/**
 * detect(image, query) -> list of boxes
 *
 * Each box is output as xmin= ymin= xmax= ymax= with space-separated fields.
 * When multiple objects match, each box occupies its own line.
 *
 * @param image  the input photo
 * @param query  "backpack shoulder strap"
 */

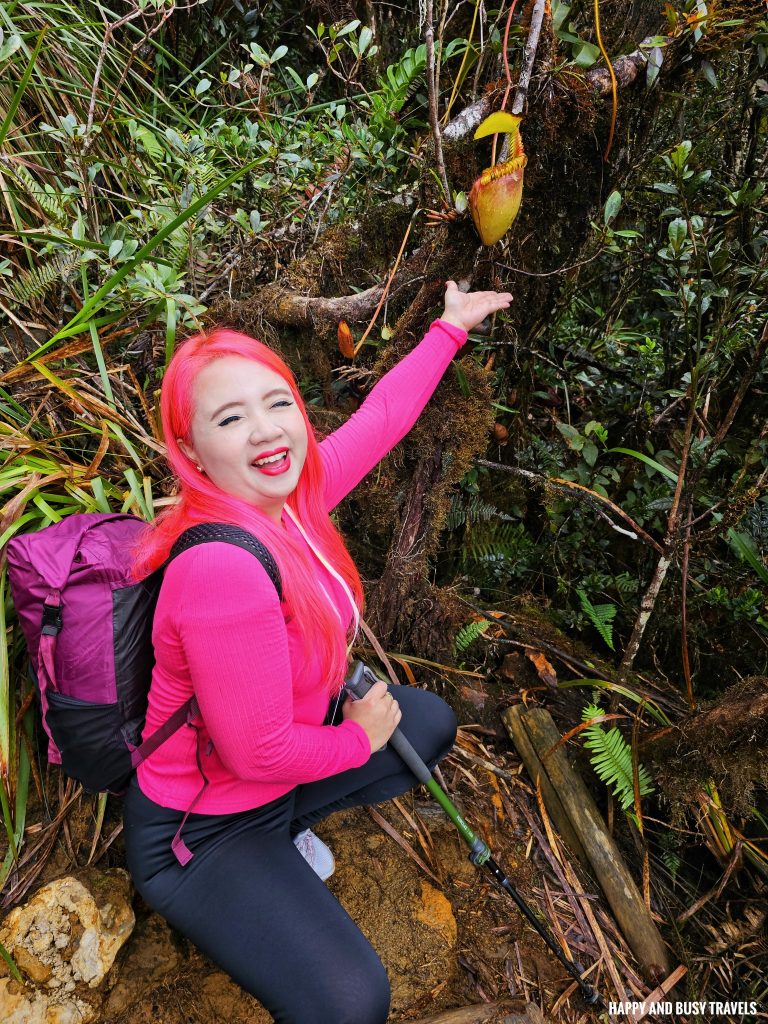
xmin=167 ymin=523 xmax=283 ymax=602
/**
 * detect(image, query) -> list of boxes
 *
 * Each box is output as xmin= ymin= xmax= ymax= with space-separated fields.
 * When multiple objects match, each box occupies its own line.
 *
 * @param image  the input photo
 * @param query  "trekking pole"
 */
xmin=344 ymin=661 xmax=603 ymax=1008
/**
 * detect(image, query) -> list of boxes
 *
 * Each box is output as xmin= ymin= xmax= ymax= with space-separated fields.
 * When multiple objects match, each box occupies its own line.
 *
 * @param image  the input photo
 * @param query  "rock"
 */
xmin=0 ymin=869 xmax=134 ymax=1024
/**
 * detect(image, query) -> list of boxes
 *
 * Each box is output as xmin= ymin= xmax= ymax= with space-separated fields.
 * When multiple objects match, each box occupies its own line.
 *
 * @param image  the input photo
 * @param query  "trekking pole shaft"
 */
xmin=343 ymin=662 xmax=603 ymax=1007
xmin=345 ymin=664 xmax=491 ymax=860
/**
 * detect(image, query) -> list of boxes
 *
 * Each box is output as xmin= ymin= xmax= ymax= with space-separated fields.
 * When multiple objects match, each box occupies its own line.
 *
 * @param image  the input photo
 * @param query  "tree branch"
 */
xmin=424 ymin=0 xmax=451 ymax=198
xmin=444 ymin=34 xmax=673 ymax=142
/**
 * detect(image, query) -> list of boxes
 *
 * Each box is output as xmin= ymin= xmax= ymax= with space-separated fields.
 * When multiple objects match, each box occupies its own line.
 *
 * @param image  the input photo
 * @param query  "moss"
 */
xmin=650 ymin=677 xmax=768 ymax=819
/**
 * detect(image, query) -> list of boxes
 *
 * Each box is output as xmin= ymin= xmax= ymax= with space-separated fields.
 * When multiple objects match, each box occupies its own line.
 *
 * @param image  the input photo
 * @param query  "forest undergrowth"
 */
xmin=0 ymin=0 xmax=766 ymax=1019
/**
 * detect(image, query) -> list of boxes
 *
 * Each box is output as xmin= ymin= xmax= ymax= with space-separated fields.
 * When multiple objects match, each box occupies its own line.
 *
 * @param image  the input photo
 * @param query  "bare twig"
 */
xmin=620 ymin=400 xmax=696 ymax=674
xmin=701 ymin=320 xmax=768 ymax=464
xmin=512 ymin=0 xmax=547 ymax=116
xmin=474 ymin=457 xmax=663 ymax=553
xmin=444 ymin=33 xmax=672 ymax=143
xmin=424 ymin=1 xmax=451 ymax=198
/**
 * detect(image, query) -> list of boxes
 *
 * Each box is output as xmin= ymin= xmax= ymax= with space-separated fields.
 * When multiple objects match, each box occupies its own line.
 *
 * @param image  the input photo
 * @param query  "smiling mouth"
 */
xmin=253 ymin=451 xmax=288 ymax=468
xmin=251 ymin=450 xmax=291 ymax=476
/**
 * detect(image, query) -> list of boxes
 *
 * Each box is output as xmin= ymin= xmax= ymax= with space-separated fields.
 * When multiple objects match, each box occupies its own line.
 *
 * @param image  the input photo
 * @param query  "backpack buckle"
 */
xmin=42 ymin=602 xmax=63 ymax=636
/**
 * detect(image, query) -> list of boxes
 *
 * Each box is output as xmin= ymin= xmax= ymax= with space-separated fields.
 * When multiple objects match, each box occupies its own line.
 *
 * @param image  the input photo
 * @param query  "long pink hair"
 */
xmin=132 ymin=328 xmax=364 ymax=693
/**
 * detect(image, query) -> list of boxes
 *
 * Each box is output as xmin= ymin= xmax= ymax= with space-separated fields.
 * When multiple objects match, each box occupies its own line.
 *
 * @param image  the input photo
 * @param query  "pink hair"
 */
xmin=132 ymin=328 xmax=364 ymax=693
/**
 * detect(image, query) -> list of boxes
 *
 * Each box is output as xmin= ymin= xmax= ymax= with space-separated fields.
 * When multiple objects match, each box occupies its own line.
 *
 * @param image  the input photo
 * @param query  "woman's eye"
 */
xmin=272 ymin=400 xmax=293 ymax=409
xmin=218 ymin=414 xmax=241 ymax=426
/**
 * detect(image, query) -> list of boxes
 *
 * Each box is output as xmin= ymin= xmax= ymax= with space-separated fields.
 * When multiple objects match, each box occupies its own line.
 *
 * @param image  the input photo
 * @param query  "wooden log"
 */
xmin=502 ymin=706 xmax=589 ymax=868
xmin=405 ymin=1001 xmax=514 ymax=1024
xmin=503 ymin=706 xmax=670 ymax=982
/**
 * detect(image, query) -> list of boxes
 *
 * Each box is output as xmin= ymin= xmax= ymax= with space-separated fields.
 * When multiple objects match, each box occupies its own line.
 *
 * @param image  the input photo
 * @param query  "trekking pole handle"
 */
xmin=344 ymin=662 xmax=432 ymax=784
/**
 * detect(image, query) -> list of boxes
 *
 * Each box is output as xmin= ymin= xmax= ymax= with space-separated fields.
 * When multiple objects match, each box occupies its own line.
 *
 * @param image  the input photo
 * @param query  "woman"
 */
xmin=124 ymin=280 xmax=512 ymax=1023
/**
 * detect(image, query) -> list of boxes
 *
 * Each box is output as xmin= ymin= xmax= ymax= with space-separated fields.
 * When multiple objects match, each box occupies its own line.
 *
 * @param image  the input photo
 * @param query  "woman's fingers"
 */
xmin=342 ymin=681 xmax=402 ymax=750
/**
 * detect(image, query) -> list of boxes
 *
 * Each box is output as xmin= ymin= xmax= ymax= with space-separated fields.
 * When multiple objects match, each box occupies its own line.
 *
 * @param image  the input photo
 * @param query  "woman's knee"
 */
xmin=397 ymin=687 xmax=458 ymax=763
xmin=310 ymin=952 xmax=390 ymax=1024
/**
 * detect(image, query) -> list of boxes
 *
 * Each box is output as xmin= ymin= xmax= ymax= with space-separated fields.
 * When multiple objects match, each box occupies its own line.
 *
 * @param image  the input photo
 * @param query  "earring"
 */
xmin=196 ymin=464 xmax=205 ymax=474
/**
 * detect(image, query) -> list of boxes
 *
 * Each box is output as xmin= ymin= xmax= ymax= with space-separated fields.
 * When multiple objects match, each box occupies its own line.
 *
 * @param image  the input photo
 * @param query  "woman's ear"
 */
xmin=177 ymin=438 xmax=197 ymax=464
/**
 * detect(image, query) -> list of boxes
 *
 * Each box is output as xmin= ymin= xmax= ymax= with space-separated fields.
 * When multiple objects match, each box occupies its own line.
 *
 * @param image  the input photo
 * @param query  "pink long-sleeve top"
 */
xmin=137 ymin=319 xmax=468 ymax=813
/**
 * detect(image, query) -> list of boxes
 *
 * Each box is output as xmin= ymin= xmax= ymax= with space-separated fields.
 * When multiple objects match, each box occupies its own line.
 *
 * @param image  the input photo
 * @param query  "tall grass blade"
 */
xmin=0 ymin=569 xmax=10 ymax=778
xmin=726 ymin=528 xmax=768 ymax=584
xmin=0 ymin=29 xmax=47 ymax=148
xmin=609 ymin=447 xmax=678 ymax=483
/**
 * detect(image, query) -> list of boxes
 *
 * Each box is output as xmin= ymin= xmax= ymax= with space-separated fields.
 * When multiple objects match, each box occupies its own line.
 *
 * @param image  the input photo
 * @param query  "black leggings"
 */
xmin=123 ymin=685 xmax=457 ymax=1024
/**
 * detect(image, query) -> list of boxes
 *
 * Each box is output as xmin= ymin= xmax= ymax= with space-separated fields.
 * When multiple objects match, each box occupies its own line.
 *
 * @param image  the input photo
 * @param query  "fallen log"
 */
xmin=502 ymin=705 xmax=589 ymax=868
xmin=502 ymin=706 xmax=670 ymax=983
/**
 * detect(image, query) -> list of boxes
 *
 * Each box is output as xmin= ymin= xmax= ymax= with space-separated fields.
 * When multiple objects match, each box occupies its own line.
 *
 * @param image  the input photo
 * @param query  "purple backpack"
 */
xmin=6 ymin=513 xmax=281 ymax=794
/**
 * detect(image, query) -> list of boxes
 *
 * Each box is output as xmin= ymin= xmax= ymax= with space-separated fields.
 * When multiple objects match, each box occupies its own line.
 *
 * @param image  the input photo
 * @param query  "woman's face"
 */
xmin=178 ymin=355 xmax=308 ymax=523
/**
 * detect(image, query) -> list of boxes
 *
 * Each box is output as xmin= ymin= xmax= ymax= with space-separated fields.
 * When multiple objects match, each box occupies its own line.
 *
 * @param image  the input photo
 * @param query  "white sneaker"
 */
xmin=292 ymin=829 xmax=335 ymax=881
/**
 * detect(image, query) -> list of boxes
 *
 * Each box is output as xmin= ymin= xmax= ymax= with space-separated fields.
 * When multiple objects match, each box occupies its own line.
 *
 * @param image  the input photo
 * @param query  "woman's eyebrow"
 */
xmin=209 ymin=389 xmax=291 ymax=421
xmin=210 ymin=400 xmax=244 ymax=421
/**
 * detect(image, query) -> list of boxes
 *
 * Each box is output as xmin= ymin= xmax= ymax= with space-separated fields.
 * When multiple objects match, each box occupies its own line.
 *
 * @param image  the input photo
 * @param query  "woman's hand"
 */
xmin=439 ymin=280 xmax=512 ymax=334
xmin=342 ymin=680 xmax=402 ymax=753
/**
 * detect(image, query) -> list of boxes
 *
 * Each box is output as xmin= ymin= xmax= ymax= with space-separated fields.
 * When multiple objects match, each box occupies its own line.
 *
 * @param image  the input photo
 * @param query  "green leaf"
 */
xmin=0 ymin=940 xmax=22 ymax=985
xmin=582 ymin=442 xmax=599 ymax=467
xmin=336 ymin=20 xmax=361 ymax=38
xmin=557 ymin=422 xmax=584 ymax=451
xmin=248 ymin=42 xmax=270 ymax=66
xmin=581 ymin=704 xmax=654 ymax=812
xmin=609 ymin=447 xmax=678 ymax=482
xmin=552 ymin=0 xmax=571 ymax=33
xmin=0 ymin=32 xmax=22 ymax=63
xmin=195 ymin=78 xmax=211 ymax=96
xmin=668 ymin=217 xmax=688 ymax=250
xmin=646 ymin=45 xmax=664 ymax=88
xmin=701 ymin=60 xmax=717 ymax=87
xmin=271 ymin=45 xmax=288 ymax=62
xmin=670 ymin=140 xmax=692 ymax=171
xmin=727 ymin=529 xmax=768 ymax=584
xmin=358 ymin=26 xmax=373 ymax=55
xmin=604 ymin=190 xmax=622 ymax=225
xmin=285 ymin=65 xmax=305 ymax=89
xmin=573 ymin=41 xmax=601 ymax=67
xmin=0 ymin=29 xmax=47 ymax=149
xmin=453 ymin=361 xmax=470 ymax=398
xmin=454 ymin=619 xmax=491 ymax=654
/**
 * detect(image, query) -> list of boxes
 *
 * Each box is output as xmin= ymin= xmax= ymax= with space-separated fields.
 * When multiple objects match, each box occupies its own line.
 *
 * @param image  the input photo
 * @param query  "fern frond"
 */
xmin=8 ymin=163 xmax=69 ymax=225
xmin=462 ymin=521 xmax=530 ymax=566
xmin=581 ymin=703 xmax=654 ymax=812
xmin=10 ymin=250 xmax=79 ymax=304
xmin=446 ymin=494 xmax=514 ymax=531
xmin=613 ymin=571 xmax=637 ymax=596
xmin=576 ymin=587 xmax=616 ymax=650
xmin=381 ymin=44 xmax=427 ymax=113
xmin=454 ymin=618 xmax=491 ymax=654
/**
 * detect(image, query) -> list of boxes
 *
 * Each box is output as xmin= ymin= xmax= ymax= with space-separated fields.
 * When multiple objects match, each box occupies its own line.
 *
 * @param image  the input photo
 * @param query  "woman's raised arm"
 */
xmin=319 ymin=282 xmax=511 ymax=510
